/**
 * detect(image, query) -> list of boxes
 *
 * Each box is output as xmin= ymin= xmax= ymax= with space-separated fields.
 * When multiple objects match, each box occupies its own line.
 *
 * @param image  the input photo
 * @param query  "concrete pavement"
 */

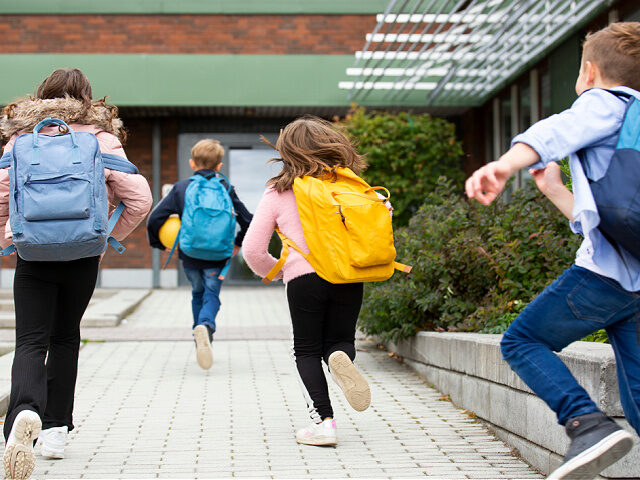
xmin=1 ymin=287 xmax=543 ymax=479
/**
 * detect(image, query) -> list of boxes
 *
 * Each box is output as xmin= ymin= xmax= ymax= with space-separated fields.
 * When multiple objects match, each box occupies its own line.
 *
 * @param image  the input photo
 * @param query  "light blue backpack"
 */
xmin=173 ymin=173 xmax=237 ymax=262
xmin=0 ymin=118 xmax=139 ymax=261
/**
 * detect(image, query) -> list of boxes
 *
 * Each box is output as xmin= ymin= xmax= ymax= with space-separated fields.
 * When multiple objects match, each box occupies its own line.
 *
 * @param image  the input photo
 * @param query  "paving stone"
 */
xmin=0 ymin=288 xmax=543 ymax=479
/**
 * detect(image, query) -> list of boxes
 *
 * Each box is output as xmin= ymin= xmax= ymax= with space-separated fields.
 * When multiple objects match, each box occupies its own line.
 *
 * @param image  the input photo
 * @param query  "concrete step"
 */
xmin=0 ymin=289 xmax=151 ymax=328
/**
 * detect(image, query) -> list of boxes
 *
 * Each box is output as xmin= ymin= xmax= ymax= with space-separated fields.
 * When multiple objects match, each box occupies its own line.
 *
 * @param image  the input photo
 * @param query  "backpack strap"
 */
xmin=0 ymin=151 xmax=11 ymax=169
xmin=218 ymin=259 xmax=232 ymax=280
xmin=163 ymin=229 xmax=180 ymax=269
xmin=102 ymin=154 xmax=140 ymax=174
xmin=603 ymin=89 xmax=632 ymax=101
xmin=106 ymin=202 xmax=126 ymax=254
xmin=262 ymin=228 xmax=308 ymax=284
xmin=393 ymin=261 xmax=412 ymax=273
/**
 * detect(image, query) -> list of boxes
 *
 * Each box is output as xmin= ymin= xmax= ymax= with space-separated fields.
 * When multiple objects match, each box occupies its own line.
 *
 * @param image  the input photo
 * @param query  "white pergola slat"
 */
xmin=340 ymin=0 xmax=612 ymax=106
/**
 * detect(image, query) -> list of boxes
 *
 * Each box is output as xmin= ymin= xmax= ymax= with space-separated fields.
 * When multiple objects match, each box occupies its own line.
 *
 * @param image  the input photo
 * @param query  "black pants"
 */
xmin=3 ymin=255 xmax=99 ymax=440
xmin=287 ymin=273 xmax=363 ymax=422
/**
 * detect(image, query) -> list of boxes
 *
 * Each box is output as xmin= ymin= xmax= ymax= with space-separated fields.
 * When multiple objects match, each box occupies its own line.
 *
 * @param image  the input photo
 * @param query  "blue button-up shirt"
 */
xmin=512 ymin=87 xmax=640 ymax=292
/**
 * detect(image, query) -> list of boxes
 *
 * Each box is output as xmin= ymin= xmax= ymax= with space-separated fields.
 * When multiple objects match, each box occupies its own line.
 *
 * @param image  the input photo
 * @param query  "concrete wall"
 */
xmin=385 ymin=332 xmax=640 ymax=478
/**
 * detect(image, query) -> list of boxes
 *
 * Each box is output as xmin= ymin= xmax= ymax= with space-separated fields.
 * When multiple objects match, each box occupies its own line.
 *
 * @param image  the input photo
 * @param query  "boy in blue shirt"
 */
xmin=466 ymin=22 xmax=640 ymax=480
xmin=147 ymin=139 xmax=252 ymax=370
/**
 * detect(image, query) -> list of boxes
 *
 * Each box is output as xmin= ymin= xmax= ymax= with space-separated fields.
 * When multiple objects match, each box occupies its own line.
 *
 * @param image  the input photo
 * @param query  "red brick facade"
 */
xmin=0 ymin=14 xmax=376 ymax=54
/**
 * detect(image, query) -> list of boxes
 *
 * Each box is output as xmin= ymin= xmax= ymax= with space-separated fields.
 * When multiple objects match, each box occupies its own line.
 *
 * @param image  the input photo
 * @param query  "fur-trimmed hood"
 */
xmin=0 ymin=96 xmax=125 ymax=142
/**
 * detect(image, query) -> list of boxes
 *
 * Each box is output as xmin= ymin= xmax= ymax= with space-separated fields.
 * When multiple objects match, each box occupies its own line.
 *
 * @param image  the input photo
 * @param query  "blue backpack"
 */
xmin=174 ymin=173 xmax=236 ymax=261
xmin=0 ymin=117 xmax=139 ymax=261
xmin=586 ymin=90 xmax=640 ymax=259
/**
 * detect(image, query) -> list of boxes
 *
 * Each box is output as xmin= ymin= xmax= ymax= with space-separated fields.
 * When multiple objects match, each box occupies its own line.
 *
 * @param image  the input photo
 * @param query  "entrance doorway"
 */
xmin=176 ymin=133 xmax=280 ymax=285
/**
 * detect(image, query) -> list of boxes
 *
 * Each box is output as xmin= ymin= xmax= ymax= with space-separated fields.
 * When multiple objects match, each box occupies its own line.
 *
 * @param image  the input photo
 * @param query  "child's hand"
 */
xmin=529 ymin=162 xmax=563 ymax=196
xmin=465 ymin=159 xmax=513 ymax=205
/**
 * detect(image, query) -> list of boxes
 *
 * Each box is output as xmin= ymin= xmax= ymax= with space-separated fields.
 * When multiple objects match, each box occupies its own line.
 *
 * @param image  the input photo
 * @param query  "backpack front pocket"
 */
xmin=342 ymin=201 xmax=396 ymax=267
xmin=23 ymin=173 xmax=91 ymax=221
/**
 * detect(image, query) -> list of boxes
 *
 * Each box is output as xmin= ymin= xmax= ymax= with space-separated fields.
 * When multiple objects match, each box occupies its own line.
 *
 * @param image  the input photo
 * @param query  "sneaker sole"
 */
xmin=548 ymin=430 xmax=634 ymax=480
xmin=296 ymin=435 xmax=337 ymax=446
xmin=4 ymin=413 xmax=41 ymax=480
xmin=193 ymin=325 xmax=213 ymax=370
xmin=329 ymin=351 xmax=371 ymax=412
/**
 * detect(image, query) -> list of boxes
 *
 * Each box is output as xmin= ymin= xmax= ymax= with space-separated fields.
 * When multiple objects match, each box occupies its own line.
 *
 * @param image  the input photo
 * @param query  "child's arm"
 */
xmin=529 ymin=162 xmax=574 ymax=220
xmin=107 ymin=170 xmax=153 ymax=240
xmin=465 ymin=143 xmax=540 ymax=205
xmin=242 ymin=190 xmax=282 ymax=280
xmin=227 ymin=186 xmax=253 ymax=253
xmin=466 ymin=89 xmax=624 ymax=206
xmin=146 ymin=188 xmax=181 ymax=250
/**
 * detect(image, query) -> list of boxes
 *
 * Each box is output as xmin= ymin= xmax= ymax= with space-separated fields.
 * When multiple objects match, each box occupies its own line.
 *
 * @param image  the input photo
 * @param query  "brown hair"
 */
xmin=582 ymin=22 xmax=640 ymax=90
xmin=265 ymin=116 xmax=366 ymax=193
xmin=191 ymin=139 xmax=225 ymax=170
xmin=36 ymin=68 xmax=93 ymax=106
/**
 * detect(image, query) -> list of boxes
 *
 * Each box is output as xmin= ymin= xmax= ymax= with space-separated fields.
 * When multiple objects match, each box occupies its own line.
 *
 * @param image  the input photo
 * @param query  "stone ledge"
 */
xmin=386 ymin=332 xmax=639 ymax=478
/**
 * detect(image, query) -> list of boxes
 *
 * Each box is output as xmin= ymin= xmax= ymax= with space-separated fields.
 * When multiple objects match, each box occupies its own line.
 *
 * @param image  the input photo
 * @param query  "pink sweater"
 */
xmin=243 ymin=187 xmax=315 ymax=284
xmin=0 ymin=124 xmax=152 ymax=249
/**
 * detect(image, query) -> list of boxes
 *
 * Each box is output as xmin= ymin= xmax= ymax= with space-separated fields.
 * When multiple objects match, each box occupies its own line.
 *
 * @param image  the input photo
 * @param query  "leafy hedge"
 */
xmin=339 ymin=107 xmax=464 ymax=226
xmin=358 ymin=179 xmax=582 ymax=341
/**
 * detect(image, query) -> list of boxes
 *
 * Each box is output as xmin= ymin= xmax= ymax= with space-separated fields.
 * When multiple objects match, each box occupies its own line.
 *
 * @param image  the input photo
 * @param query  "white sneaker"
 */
xmin=328 ymin=351 xmax=371 ymax=411
xmin=193 ymin=325 xmax=213 ymax=370
xmin=3 ymin=410 xmax=41 ymax=480
xmin=37 ymin=426 xmax=67 ymax=459
xmin=296 ymin=418 xmax=337 ymax=446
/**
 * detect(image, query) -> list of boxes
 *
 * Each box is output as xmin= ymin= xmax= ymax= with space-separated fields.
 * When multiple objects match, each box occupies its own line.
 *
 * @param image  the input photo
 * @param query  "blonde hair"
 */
xmin=583 ymin=22 xmax=640 ymax=90
xmin=191 ymin=139 xmax=224 ymax=170
xmin=264 ymin=116 xmax=366 ymax=193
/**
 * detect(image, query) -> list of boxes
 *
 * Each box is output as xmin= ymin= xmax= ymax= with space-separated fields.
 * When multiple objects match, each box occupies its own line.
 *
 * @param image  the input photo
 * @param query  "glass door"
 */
xmin=225 ymin=147 xmax=282 ymax=283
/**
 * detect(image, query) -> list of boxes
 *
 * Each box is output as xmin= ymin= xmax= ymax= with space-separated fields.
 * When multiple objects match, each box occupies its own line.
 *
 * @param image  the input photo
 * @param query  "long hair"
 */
xmin=36 ymin=68 xmax=93 ymax=107
xmin=265 ymin=116 xmax=366 ymax=193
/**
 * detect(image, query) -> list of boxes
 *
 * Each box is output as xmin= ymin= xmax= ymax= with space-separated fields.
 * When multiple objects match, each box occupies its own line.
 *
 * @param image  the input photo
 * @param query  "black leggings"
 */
xmin=3 ymin=255 xmax=99 ymax=440
xmin=287 ymin=273 xmax=363 ymax=422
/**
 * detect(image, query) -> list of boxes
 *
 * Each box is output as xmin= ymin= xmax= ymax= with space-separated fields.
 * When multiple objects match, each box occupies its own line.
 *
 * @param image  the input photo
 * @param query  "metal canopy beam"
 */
xmin=340 ymin=0 xmax=612 ymax=106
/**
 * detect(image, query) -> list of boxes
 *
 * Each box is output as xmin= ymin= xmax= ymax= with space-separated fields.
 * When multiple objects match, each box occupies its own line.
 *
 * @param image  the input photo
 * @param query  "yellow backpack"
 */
xmin=263 ymin=167 xmax=411 ymax=284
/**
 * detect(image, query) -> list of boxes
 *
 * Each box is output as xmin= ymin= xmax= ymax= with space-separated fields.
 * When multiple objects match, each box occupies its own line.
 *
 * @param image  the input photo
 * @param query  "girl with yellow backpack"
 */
xmin=243 ymin=116 xmax=408 ymax=447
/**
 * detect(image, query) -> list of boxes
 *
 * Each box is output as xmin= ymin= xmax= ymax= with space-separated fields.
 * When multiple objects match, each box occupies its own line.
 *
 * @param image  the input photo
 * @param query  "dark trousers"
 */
xmin=3 ymin=255 xmax=99 ymax=440
xmin=287 ymin=273 xmax=363 ymax=422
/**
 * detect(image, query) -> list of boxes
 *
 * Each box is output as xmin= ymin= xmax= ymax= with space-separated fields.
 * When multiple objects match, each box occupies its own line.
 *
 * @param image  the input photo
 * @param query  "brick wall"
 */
xmin=0 ymin=14 xmax=376 ymax=54
xmin=101 ymin=117 xmax=179 ymax=269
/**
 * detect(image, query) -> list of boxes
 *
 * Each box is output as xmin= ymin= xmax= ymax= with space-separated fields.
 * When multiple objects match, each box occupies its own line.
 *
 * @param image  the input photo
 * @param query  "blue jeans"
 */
xmin=183 ymin=267 xmax=222 ymax=334
xmin=501 ymin=265 xmax=640 ymax=433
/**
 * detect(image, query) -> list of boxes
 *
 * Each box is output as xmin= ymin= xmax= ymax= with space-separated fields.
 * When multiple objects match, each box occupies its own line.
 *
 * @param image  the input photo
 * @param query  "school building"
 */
xmin=0 ymin=0 xmax=638 ymax=288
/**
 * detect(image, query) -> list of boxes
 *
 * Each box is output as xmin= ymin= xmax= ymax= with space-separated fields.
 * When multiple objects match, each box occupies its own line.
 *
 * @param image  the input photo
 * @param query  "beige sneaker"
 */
xmin=328 ymin=351 xmax=371 ymax=411
xmin=193 ymin=325 xmax=213 ymax=370
xmin=3 ymin=410 xmax=41 ymax=480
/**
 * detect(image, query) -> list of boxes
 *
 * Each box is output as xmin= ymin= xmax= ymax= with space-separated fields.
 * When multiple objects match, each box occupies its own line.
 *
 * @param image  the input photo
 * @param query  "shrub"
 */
xmin=338 ymin=106 xmax=464 ymax=226
xmin=359 ymin=178 xmax=582 ymax=341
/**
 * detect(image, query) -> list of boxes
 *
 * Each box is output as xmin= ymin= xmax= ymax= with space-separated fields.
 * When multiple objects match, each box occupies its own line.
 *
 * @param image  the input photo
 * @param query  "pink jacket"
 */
xmin=242 ymin=187 xmax=315 ymax=284
xmin=0 ymin=124 xmax=152 ymax=249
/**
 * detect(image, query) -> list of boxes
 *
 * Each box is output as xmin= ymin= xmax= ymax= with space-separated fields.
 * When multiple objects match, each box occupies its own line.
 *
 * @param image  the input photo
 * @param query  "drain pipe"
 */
xmin=151 ymin=120 xmax=161 ymax=289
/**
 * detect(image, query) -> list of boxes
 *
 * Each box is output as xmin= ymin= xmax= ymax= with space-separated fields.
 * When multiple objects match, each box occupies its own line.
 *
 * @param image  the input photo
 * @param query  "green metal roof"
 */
xmin=0 ymin=54 xmax=436 ymax=109
xmin=0 ymin=0 xmax=391 ymax=15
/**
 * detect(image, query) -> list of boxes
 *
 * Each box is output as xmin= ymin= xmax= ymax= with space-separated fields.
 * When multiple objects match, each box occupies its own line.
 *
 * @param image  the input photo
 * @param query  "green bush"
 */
xmin=339 ymin=107 xmax=464 ymax=226
xmin=359 ymin=178 xmax=582 ymax=341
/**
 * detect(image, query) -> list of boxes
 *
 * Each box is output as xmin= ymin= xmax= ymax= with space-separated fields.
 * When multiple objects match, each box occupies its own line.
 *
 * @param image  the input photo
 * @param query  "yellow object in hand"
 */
xmin=158 ymin=216 xmax=181 ymax=249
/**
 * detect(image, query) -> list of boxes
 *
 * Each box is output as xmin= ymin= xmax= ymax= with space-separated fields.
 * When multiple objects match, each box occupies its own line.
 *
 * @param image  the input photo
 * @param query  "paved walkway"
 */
xmin=3 ymin=288 xmax=543 ymax=479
